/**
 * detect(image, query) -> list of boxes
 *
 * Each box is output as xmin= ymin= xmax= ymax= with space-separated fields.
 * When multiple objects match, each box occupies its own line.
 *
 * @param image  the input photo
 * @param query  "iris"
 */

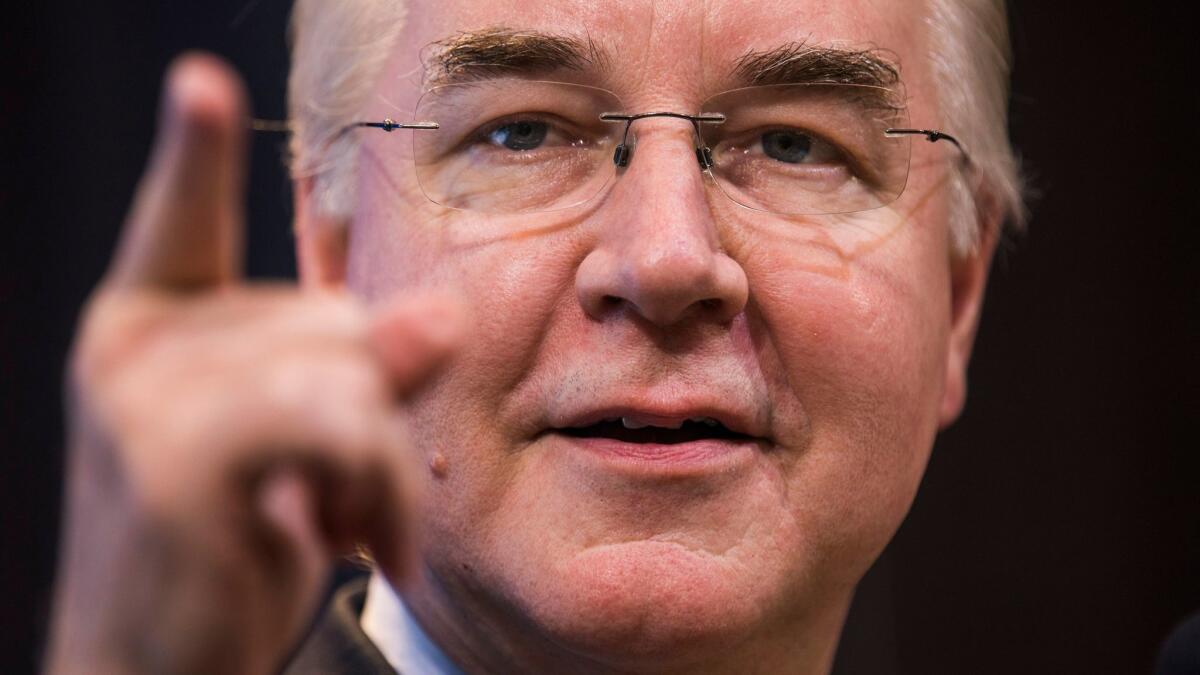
xmin=762 ymin=130 xmax=813 ymax=163
xmin=489 ymin=121 xmax=548 ymax=150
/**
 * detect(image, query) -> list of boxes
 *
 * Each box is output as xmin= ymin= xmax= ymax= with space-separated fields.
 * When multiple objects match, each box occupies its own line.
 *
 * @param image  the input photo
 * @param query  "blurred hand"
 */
xmin=44 ymin=54 xmax=457 ymax=675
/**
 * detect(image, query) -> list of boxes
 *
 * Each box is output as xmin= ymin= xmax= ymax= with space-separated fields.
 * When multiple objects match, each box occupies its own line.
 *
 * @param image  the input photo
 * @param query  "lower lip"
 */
xmin=550 ymin=433 xmax=760 ymax=476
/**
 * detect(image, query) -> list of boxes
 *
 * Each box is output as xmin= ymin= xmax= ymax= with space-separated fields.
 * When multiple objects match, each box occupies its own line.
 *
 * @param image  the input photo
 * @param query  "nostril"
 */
xmin=700 ymin=298 xmax=722 ymax=310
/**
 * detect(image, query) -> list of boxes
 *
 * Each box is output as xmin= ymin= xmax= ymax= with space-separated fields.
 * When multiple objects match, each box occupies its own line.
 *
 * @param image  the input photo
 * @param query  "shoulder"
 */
xmin=1157 ymin=610 xmax=1200 ymax=675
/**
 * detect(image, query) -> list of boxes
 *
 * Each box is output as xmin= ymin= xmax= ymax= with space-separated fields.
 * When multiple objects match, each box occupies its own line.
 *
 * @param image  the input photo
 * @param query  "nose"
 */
xmin=575 ymin=122 xmax=749 ymax=327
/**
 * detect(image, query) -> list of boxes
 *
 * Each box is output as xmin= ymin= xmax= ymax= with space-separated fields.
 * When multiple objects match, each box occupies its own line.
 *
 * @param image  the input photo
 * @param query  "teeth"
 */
xmin=690 ymin=416 xmax=720 ymax=427
xmin=621 ymin=416 xmax=684 ymax=430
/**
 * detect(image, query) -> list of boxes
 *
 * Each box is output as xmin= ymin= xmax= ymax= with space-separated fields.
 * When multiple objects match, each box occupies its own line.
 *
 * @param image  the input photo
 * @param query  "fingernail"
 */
xmin=162 ymin=54 xmax=239 ymax=140
xmin=165 ymin=57 xmax=203 ymax=130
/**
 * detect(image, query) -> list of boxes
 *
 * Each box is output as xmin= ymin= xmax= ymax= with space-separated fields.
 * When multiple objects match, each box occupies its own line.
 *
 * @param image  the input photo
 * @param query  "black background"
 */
xmin=1 ymin=2 xmax=1196 ymax=673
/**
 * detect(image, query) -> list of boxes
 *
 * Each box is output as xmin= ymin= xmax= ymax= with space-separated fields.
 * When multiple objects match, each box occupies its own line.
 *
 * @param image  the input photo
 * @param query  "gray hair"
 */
xmin=287 ymin=0 xmax=406 ymax=219
xmin=927 ymin=0 xmax=1026 ymax=252
xmin=287 ymin=0 xmax=1025 ymax=253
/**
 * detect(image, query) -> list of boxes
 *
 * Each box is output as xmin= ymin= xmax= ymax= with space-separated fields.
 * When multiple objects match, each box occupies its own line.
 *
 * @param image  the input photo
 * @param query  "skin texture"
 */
xmin=314 ymin=0 xmax=998 ymax=673
xmin=47 ymin=1 xmax=999 ymax=674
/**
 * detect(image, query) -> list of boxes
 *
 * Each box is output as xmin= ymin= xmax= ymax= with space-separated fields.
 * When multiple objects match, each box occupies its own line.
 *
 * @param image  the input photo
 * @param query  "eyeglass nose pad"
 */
xmin=613 ymin=144 xmax=632 ymax=167
xmin=695 ymin=146 xmax=714 ymax=170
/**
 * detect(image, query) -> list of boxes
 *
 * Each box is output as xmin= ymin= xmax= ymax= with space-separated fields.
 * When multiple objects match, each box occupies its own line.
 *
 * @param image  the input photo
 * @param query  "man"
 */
xmin=45 ymin=0 xmax=1023 ymax=672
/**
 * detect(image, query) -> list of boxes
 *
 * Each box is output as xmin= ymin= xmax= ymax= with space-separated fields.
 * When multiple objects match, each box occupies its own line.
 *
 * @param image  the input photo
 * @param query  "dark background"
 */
xmin=1 ymin=2 xmax=1196 ymax=673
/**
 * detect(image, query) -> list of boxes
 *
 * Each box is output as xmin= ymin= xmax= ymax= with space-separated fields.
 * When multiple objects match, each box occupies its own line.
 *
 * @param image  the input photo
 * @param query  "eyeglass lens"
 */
xmin=371 ymin=79 xmax=913 ymax=218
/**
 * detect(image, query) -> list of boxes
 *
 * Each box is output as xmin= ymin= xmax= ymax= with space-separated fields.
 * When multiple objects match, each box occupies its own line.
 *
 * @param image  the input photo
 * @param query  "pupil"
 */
xmin=491 ymin=121 xmax=548 ymax=151
xmin=762 ymin=131 xmax=812 ymax=163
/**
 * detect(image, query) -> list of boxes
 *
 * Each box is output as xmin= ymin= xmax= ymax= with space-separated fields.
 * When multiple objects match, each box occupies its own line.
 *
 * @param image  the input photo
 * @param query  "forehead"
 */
xmin=398 ymin=0 xmax=930 ymax=100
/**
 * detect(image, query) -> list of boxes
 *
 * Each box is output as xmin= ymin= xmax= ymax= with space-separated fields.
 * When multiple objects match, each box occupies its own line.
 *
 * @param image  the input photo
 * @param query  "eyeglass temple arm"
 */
xmin=885 ymin=128 xmax=972 ymax=166
xmin=249 ymin=119 xmax=441 ymax=133
xmin=354 ymin=119 xmax=440 ymax=131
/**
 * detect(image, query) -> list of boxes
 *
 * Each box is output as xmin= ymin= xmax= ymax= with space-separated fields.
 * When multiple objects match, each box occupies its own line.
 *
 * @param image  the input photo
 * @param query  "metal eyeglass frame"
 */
xmin=252 ymin=113 xmax=972 ymax=200
xmin=321 ymin=118 xmax=972 ymax=167
xmin=257 ymin=114 xmax=968 ymax=161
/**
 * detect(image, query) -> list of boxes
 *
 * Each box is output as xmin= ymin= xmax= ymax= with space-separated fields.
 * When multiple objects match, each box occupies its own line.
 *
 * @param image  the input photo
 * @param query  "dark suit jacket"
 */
xmin=288 ymin=577 xmax=1200 ymax=675
xmin=1156 ymin=611 xmax=1200 ymax=675
xmin=284 ymin=577 xmax=397 ymax=675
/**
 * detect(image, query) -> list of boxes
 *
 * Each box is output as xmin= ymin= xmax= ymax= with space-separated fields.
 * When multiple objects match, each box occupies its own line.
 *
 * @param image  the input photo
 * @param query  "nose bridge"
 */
xmin=625 ymin=112 xmax=701 ymax=138
xmin=574 ymin=112 xmax=749 ymax=327
xmin=616 ymin=116 xmax=712 ymax=249
xmin=614 ymin=112 xmax=705 ymax=169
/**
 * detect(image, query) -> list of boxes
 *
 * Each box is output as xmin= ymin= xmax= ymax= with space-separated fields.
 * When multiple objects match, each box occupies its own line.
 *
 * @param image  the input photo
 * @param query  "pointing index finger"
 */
xmin=107 ymin=53 xmax=248 ymax=292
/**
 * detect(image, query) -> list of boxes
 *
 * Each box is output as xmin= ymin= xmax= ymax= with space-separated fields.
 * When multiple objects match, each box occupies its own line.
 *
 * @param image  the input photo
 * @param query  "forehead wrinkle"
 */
xmin=605 ymin=2 xmax=708 ymax=112
xmin=421 ymin=26 xmax=612 ymax=87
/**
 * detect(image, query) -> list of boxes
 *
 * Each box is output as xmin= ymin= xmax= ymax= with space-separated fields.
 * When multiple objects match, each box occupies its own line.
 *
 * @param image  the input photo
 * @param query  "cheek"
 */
xmin=348 ymin=202 xmax=592 ymax=524
xmin=749 ymin=233 xmax=951 ymax=572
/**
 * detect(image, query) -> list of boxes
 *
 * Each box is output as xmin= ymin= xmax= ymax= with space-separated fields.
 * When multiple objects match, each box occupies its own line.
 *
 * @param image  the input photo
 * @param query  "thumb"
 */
xmin=107 ymin=53 xmax=247 ymax=292
xmin=370 ymin=294 xmax=465 ymax=395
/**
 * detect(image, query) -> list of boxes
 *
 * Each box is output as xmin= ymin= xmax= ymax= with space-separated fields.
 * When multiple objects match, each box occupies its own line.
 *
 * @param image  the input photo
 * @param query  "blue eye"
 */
xmin=761 ymin=130 xmax=813 ymax=164
xmin=488 ymin=121 xmax=549 ymax=150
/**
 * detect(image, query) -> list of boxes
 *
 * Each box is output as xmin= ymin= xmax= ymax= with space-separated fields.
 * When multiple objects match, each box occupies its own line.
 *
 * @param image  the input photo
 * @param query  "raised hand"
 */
xmin=45 ymin=54 xmax=457 ymax=675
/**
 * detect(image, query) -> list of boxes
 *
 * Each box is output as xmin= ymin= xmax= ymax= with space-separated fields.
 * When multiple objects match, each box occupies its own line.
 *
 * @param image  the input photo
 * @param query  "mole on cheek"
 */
xmin=429 ymin=451 xmax=449 ymax=478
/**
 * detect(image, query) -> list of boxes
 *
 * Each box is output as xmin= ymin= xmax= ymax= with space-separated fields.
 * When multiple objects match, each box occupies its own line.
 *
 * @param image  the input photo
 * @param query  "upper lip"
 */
xmin=549 ymin=403 xmax=767 ymax=439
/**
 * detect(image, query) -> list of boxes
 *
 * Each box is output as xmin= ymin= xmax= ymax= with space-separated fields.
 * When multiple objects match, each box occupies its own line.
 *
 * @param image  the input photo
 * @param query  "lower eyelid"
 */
xmin=470 ymin=144 xmax=590 ymax=166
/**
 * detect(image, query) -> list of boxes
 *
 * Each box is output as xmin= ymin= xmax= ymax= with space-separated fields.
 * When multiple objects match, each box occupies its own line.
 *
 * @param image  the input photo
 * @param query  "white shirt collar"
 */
xmin=360 ymin=571 xmax=466 ymax=675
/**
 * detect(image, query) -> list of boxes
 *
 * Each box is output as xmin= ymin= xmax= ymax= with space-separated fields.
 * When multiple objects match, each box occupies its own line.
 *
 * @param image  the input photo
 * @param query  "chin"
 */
xmin=506 ymin=538 xmax=782 ymax=667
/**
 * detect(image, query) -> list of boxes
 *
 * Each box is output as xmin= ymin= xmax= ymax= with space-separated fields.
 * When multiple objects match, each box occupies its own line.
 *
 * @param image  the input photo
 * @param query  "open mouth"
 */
xmin=559 ymin=417 xmax=754 ymax=445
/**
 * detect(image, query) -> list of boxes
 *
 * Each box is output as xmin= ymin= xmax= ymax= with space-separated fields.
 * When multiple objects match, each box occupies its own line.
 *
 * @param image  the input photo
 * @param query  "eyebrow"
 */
xmin=732 ymin=41 xmax=903 ymax=106
xmin=422 ymin=30 xmax=903 ymax=107
xmin=424 ymin=28 xmax=607 ymax=87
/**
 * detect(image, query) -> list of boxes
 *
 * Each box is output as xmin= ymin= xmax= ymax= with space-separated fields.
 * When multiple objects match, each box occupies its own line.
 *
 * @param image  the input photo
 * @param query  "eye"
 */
xmin=488 ymin=120 xmax=549 ymax=151
xmin=761 ymin=130 xmax=815 ymax=164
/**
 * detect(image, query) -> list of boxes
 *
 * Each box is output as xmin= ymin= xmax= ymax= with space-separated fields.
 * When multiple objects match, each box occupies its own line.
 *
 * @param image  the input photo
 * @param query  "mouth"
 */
xmin=545 ymin=409 xmax=766 ymax=471
xmin=558 ymin=416 xmax=754 ymax=445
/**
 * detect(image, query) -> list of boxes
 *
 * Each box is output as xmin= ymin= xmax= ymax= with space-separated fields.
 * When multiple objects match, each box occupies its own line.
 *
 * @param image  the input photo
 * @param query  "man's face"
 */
xmin=330 ymin=0 xmax=977 ymax=665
